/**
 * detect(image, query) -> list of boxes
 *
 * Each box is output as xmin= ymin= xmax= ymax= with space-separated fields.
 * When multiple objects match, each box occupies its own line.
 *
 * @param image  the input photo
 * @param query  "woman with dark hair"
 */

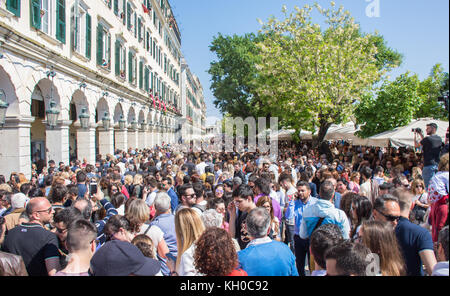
xmin=339 ymin=192 xmax=359 ymax=225
xmin=194 ymin=227 xmax=247 ymax=276
xmin=350 ymin=195 xmax=373 ymax=240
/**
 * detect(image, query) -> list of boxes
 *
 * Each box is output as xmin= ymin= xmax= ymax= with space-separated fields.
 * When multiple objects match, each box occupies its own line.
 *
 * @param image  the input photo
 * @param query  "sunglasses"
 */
xmin=378 ymin=211 xmax=401 ymax=222
xmin=184 ymin=193 xmax=196 ymax=199
xmin=35 ymin=206 xmax=53 ymax=214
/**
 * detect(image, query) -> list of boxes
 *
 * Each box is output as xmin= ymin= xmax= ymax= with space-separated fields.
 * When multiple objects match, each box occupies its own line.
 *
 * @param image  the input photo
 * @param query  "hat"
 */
xmin=233 ymin=177 xmax=242 ymax=185
xmin=11 ymin=193 xmax=29 ymax=209
xmin=90 ymin=240 xmax=161 ymax=276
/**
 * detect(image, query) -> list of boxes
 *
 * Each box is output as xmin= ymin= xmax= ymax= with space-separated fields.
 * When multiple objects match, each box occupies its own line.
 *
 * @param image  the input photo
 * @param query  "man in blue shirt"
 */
xmin=286 ymin=181 xmax=318 ymax=276
xmin=150 ymin=192 xmax=177 ymax=276
xmin=238 ymin=207 xmax=298 ymax=276
xmin=161 ymin=177 xmax=178 ymax=213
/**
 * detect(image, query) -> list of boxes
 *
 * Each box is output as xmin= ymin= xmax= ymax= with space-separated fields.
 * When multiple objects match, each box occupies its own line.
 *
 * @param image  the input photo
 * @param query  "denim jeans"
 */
xmin=294 ymin=235 xmax=310 ymax=276
xmin=423 ymin=164 xmax=438 ymax=190
xmin=284 ymin=223 xmax=295 ymax=254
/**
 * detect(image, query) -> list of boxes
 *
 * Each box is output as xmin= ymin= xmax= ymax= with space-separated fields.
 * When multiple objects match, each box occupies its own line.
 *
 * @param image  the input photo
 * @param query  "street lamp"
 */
xmin=131 ymin=118 xmax=138 ymax=131
xmin=0 ymin=89 xmax=9 ymax=128
xmin=46 ymin=100 xmax=59 ymax=129
xmin=140 ymin=120 xmax=147 ymax=131
xmin=102 ymin=111 xmax=111 ymax=130
xmin=78 ymin=107 xmax=90 ymax=129
xmin=118 ymin=115 xmax=126 ymax=130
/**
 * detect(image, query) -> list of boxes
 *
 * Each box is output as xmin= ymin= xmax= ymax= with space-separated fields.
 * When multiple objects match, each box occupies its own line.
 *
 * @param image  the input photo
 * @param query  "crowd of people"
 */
xmin=0 ymin=123 xmax=448 ymax=276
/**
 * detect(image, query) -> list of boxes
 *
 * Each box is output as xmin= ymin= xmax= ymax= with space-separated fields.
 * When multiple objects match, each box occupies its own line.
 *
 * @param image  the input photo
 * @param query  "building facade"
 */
xmin=180 ymin=57 xmax=206 ymax=142
xmin=0 ymin=0 xmax=188 ymax=178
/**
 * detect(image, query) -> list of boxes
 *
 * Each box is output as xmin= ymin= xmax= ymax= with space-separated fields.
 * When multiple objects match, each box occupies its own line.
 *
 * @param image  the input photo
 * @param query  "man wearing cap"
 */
xmin=414 ymin=123 xmax=443 ymax=189
xmin=4 ymin=193 xmax=29 ymax=231
xmin=89 ymin=240 xmax=161 ymax=276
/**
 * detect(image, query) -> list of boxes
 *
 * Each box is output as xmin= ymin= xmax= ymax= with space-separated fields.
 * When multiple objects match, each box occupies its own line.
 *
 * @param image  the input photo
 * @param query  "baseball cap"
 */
xmin=11 ymin=193 xmax=29 ymax=209
xmin=90 ymin=240 xmax=161 ymax=276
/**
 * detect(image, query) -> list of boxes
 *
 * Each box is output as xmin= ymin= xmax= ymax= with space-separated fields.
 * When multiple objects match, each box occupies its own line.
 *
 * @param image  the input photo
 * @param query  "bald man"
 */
xmin=2 ymin=197 xmax=61 ymax=276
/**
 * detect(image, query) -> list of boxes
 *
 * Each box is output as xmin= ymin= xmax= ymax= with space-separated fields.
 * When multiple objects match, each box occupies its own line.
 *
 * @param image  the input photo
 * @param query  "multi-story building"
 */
xmin=0 ymin=0 xmax=186 ymax=178
xmin=180 ymin=57 xmax=206 ymax=142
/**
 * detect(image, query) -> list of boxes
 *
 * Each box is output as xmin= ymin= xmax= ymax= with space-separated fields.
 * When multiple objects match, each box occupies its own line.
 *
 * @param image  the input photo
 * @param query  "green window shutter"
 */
xmin=134 ymin=12 xmax=137 ymax=38
xmin=151 ymin=72 xmax=154 ymax=91
xmin=30 ymin=0 xmax=41 ymax=29
xmin=6 ymin=0 xmax=20 ymax=17
xmin=127 ymin=2 xmax=131 ymax=30
xmin=128 ymin=51 xmax=133 ymax=83
xmin=56 ymin=0 xmax=66 ymax=43
xmin=122 ymin=0 xmax=126 ymax=25
xmin=107 ymin=0 xmax=112 ymax=9
xmin=115 ymin=40 xmax=121 ymax=76
xmin=145 ymin=67 xmax=149 ymax=92
xmin=113 ymin=0 xmax=119 ymax=15
xmin=96 ymin=23 xmax=104 ymax=65
xmin=71 ymin=5 xmax=77 ymax=50
xmin=139 ymin=61 xmax=143 ymax=89
xmin=86 ymin=13 xmax=91 ymax=59
xmin=138 ymin=17 xmax=142 ymax=42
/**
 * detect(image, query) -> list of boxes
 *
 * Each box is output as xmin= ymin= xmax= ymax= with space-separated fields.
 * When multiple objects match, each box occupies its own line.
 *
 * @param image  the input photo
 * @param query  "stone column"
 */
xmin=139 ymin=128 xmax=148 ymax=149
xmin=46 ymin=120 xmax=71 ymax=166
xmin=0 ymin=116 xmax=34 ymax=179
xmin=127 ymin=129 xmax=138 ymax=150
xmin=98 ymin=127 xmax=114 ymax=157
xmin=76 ymin=127 xmax=96 ymax=165
xmin=114 ymin=128 xmax=127 ymax=152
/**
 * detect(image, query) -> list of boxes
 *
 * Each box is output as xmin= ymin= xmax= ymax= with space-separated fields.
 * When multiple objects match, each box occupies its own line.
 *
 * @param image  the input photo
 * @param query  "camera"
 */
xmin=412 ymin=128 xmax=422 ymax=134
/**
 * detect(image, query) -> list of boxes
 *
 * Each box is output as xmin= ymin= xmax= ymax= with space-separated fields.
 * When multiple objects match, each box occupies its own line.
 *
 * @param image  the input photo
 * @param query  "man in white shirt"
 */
xmin=196 ymin=155 xmax=208 ymax=176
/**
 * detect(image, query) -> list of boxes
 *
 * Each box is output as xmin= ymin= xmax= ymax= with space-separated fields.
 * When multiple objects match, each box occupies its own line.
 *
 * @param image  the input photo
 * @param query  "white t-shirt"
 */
xmin=138 ymin=224 xmax=165 ymax=257
xmin=177 ymin=244 xmax=203 ymax=276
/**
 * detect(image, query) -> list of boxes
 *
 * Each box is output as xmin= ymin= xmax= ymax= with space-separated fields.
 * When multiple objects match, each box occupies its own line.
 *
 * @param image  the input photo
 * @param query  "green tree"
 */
xmin=255 ymin=2 xmax=391 ymax=144
xmin=208 ymin=33 xmax=266 ymax=119
xmin=415 ymin=63 xmax=448 ymax=120
xmin=355 ymin=72 xmax=422 ymax=138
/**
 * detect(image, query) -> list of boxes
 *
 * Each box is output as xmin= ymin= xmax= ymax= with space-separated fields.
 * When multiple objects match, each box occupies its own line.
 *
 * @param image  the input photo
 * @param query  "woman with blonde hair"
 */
xmin=132 ymin=174 xmax=144 ymax=199
xmin=173 ymin=208 xmax=205 ymax=276
xmin=124 ymin=174 xmax=134 ymax=197
xmin=358 ymin=220 xmax=406 ymax=276
xmin=125 ymin=199 xmax=170 ymax=261
xmin=348 ymin=172 xmax=360 ymax=194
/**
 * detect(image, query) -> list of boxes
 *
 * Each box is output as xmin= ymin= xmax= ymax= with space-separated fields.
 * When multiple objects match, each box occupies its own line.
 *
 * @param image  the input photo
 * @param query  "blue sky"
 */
xmin=170 ymin=0 xmax=449 ymax=124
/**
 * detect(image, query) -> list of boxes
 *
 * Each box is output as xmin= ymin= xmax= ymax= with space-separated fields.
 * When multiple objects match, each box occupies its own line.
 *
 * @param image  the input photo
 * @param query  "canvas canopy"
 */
xmin=353 ymin=118 xmax=449 ymax=148
xmin=324 ymin=122 xmax=362 ymax=142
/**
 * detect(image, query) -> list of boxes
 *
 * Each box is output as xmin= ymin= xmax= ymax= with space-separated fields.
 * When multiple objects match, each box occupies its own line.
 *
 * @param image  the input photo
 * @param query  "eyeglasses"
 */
xmin=184 ymin=193 xmax=196 ymax=199
xmin=35 ymin=206 xmax=53 ymax=214
xmin=55 ymin=227 xmax=67 ymax=234
xmin=215 ymin=189 xmax=224 ymax=194
xmin=377 ymin=210 xmax=401 ymax=222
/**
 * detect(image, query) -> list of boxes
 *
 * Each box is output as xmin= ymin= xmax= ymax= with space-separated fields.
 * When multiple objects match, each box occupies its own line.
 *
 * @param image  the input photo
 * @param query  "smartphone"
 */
xmin=89 ymin=182 xmax=98 ymax=195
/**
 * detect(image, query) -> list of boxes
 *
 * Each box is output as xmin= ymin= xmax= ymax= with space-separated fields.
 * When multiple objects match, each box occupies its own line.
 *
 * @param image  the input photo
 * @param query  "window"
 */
xmin=71 ymin=2 xmax=91 ymax=59
xmin=31 ymin=0 xmax=65 ymax=44
xmin=115 ymin=40 xmax=126 ymax=79
xmin=97 ymin=22 xmax=111 ymax=69
xmin=138 ymin=16 xmax=144 ymax=43
xmin=6 ymin=0 xmax=20 ymax=17
xmin=128 ymin=50 xmax=137 ymax=85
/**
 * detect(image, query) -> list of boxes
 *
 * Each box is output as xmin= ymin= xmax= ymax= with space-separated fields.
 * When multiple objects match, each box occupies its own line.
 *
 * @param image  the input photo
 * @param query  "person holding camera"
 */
xmin=414 ymin=123 xmax=443 ymax=189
